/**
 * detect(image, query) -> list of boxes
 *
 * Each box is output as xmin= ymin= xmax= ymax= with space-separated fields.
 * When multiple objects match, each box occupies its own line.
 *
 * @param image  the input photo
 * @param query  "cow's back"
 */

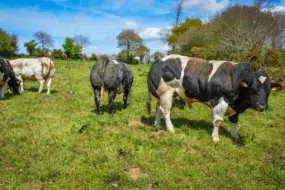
xmin=90 ymin=58 xmax=122 ymax=91
xmin=10 ymin=58 xmax=52 ymax=80
xmin=148 ymin=54 xmax=239 ymax=102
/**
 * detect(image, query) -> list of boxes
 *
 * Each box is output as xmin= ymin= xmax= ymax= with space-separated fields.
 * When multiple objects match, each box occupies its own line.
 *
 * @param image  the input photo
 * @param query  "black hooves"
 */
xmin=97 ymin=111 xmax=102 ymax=115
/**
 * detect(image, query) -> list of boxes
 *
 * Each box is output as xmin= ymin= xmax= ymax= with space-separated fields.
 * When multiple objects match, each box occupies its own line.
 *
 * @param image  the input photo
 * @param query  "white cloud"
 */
xmin=183 ymin=0 xmax=229 ymax=13
xmin=122 ymin=21 xmax=138 ymax=29
xmin=139 ymin=27 xmax=162 ymax=41
xmin=270 ymin=6 xmax=285 ymax=12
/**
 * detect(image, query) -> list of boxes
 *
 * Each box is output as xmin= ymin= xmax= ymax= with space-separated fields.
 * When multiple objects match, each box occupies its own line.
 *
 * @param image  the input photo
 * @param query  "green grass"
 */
xmin=1 ymin=59 xmax=285 ymax=189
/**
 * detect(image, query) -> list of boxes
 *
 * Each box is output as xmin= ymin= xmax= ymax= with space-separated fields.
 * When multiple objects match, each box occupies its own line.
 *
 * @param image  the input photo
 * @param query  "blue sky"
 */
xmin=1 ymin=0 xmax=284 ymax=55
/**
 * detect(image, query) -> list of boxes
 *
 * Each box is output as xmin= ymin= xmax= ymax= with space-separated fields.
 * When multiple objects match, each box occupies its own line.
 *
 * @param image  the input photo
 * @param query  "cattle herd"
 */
xmin=0 ymin=54 xmax=274 ymax=141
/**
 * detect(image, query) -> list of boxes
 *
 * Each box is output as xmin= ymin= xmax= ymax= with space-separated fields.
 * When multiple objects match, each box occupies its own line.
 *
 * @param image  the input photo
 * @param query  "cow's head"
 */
xmin=241 ymin=71 xmax=271 ymax=112
xmin=8 ymin=78 xmax=20 ymax=95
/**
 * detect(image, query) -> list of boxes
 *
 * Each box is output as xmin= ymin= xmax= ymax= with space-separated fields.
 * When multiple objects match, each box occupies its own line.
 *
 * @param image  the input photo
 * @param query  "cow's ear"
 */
xmin=241 ymin=82 xmax=248 ymax=87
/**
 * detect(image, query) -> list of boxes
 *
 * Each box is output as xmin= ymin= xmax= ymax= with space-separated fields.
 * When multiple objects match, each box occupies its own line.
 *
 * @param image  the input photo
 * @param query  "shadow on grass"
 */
xmin=141 ymin=115 xmax=246 ymax=145
xmin=91 ymin=102 xmax=125 ymax=115
xmin=0 ymin=91 xmax=20 ymax=100
xmin=25 ymin=87 xmax=58 ymax=94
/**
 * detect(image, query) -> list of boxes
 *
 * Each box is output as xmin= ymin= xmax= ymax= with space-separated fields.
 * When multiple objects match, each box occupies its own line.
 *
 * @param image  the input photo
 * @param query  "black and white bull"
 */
xmin=0 ymin=58 xmax=19 ymax=98
xmin=147 ymin=54 xmax=272 ymax=141
xmin=90 ymin=58 xmax=133 ymax=115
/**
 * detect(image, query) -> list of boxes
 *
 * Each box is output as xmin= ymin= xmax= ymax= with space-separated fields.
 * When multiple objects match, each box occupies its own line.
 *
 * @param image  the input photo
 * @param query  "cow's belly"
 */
xmin=21 ymin=68 xmax=37 ymax=80
xmin=156 ymin=78 xmax=200 ymax=107
xmin=19 ymin=65 xmax=47 ymax=80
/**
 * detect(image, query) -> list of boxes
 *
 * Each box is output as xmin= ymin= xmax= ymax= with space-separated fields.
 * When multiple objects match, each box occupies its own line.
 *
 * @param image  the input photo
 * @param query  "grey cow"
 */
xmin=90 ymin=58 xmax=133 ymax=115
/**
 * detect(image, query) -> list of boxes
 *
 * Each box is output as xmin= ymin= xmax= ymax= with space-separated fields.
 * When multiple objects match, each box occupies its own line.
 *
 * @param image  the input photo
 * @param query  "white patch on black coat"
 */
xmin=259 ymin=76 xmax=267 ymax=84
xmin=211 ymin=97 xmax=229 ymax=141
xmin=208 ymin=61 xmax=225 ymax=83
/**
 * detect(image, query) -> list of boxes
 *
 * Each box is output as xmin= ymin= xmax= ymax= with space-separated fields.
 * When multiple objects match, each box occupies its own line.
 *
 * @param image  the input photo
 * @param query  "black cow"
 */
xmin=0 ymin=58 xmax=19 ymax=98
xmin=90 ymin=58 xmax=133 ymax=115
xmin=147 ymin=54 xmax=272 ymax=141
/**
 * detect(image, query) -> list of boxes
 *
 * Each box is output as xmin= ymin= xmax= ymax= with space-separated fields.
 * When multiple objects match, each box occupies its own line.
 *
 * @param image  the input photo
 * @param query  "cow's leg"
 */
xmin=18 ymin=77 xmax=24 ymax=92
xmin=0 ymin=86 xmax=3 ymax=99
xmin=94 ymin=89 xmax=102 ymax=115
xmin=2 ymin=82 xmax=8 ymax=98
xmin=38 ymin=79 xmax=45 ymax=93
xmin=160 ymin=90 xmax=174 ymax=132
xmin=211 ymin=97 xmax=229 ymax=142
xmin=46 ymin=77 xmax=52 ymax=94
xmin=108 ymin=90 xmax=118 ymax=114
xmin=35 ymin=75 xmax=45 ymax=94
xmin=154 ymin=100 xmax=161 ymax=127
xmin=123 ymin=85 xmax=131 ymax=109
xmin=1 ymin=82 xmax=8 ymax=98
xmin=229 ymin=114 xmax=239 ymax=139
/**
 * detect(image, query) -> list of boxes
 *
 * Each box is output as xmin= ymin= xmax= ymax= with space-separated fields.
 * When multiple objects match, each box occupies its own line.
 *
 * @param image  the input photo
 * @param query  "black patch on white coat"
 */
xmin=182 ymin=58 xmax=212 ymax=101
xmin=0 ymin=58 xmax=19 ymax=94
xmin=161 ymin=58 xmax=182 ymax=82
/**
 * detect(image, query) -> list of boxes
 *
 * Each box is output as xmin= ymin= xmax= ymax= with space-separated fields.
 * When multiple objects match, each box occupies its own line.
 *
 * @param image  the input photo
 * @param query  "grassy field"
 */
xmin=0 ymin=60 xmax=285 ymax=189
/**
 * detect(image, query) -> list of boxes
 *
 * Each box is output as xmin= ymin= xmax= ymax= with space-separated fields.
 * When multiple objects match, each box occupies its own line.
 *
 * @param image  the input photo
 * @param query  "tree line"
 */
xmin=165 ymin=0 xmax=285 ymax=70
xmin=0 ymin=28 xmax=164 ymax=64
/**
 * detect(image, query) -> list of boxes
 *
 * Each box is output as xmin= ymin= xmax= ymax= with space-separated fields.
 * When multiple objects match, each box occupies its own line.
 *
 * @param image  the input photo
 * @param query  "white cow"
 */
xmin=10 ymin=57 xmax=55 ymax=94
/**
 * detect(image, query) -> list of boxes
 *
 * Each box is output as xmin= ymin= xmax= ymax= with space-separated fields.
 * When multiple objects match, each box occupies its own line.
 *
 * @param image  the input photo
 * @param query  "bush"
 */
xmin=279 ymin=50 xmax=285 ymax=68
xmin=90 ymin=53 xmax=98 ymax=61
xmin=99 ymin=54 xmax=109 ymax=60
xmin=81 ymin=54 xmax=88 ymax=61
xmin=264 ymin=49 xmax=282 ymax=67
xmin=35 ymin=48 xmax=49 ymax=57
xmin=190 ymin=47 xmax=204 ymax=58
xmin=126 ymin=56 xmax=139 ymax=64
xmin=51 ymin=49 xmax=64 ymax=59
xmin=242 ymin=50 xmax=262 ymax=69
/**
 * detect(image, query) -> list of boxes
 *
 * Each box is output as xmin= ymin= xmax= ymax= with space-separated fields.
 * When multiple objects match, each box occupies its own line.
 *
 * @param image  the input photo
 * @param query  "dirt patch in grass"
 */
xmin=264 ymin=155 xmax=285 ymax=163
xmin=128 ymin=121 xmax=148 ymax=127
xmin=150 ymin=130 xmax=166 ymax=136
xmin=124 ymin=167 xmax=148 ymax=180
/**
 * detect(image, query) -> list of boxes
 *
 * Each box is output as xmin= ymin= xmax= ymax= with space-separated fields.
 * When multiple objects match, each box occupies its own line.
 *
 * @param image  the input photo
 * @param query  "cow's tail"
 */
xmin=98 ymin=57 xmax=109 ymax=98
xmin=147 ymin=89 xmax=151 ymax=115
xmin=101 ymin=86 xmax=104 ymax=98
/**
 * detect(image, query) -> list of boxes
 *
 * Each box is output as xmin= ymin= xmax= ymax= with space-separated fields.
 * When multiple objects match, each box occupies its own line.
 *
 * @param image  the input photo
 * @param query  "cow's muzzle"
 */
xmin=257 ymin=104 xmax=266 ymax=112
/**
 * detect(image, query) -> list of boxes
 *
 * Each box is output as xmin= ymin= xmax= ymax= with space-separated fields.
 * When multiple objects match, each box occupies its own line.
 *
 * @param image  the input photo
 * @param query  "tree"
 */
xmin=33 ymin=31 xmax=54 ymax=50
xmin=167 ymin=18 xmax=202 ymax=50
xmin=0 ymin=28 xmax=18 ymax=57
xmin=24 ymin=40 xmax=37 ymax=56
xmin=173 ymin=0 xmax=184 ymax=27
xmin=71 ymin=45 xmax=82 ymax=60
xmin=151 ymin=51 xmax=165 ymax=62
xmin=134 ymin=45 xmax=150 ymax=63
xmin=213 ymin=5 xmax=278 ymax=60
xmin=73 ymin=35 xmax=90 ymax=48
xmin=116 ymin=30 xmax=143 ymax=59
xmin=116 ymin=48 xmax=128 ymax=62
xmin=62 ymin=37 xmax=74 ymax=58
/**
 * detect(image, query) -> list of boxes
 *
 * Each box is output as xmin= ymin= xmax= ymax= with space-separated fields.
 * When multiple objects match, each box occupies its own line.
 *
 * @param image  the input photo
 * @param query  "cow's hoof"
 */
xmin=97 ymin=112 xmax=102 ymax=116
xmin=168 ymin=129 xmax=175 ymax=133
xmin=230 ymin=131 xmax=239 ymax=140
xmin=212 ymin=136 xmax=220 ymax=142
xmin=123 ymin=105 xmax=127 ymax=109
